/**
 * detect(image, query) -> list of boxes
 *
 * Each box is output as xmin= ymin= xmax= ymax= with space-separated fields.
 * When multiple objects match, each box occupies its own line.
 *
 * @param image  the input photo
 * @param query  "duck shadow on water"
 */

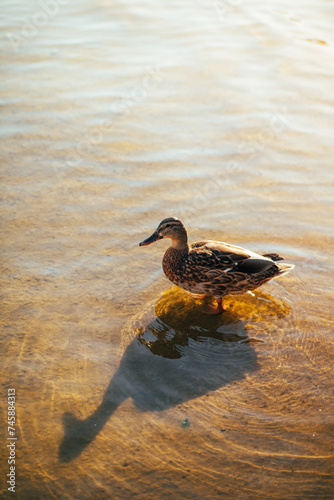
xmin=59 ymin=288 xmax=289 ymax=463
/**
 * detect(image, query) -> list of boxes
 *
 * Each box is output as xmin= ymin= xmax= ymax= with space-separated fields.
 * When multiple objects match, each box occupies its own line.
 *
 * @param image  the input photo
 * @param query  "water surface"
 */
xmin=1 ymin=0 xmax=334 ymax=498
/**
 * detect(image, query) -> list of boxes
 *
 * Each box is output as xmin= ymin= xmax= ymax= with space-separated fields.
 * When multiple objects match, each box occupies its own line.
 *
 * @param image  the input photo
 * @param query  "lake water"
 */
xmin=1 ymin=0 xmax=334 ymax=498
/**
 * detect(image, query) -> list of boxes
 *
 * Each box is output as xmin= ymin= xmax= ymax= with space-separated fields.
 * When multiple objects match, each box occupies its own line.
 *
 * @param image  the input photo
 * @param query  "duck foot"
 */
xmin=202 ymin=299 xmax=225 ymax=315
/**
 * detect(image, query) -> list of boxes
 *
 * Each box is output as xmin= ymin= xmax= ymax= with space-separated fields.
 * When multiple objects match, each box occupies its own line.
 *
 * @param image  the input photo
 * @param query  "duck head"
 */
xmin=139 ymin=217 xmax=188 ymax=249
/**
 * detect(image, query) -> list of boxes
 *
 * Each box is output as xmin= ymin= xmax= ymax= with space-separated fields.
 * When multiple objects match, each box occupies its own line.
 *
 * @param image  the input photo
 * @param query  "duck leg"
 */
xmin=202 ymin=298 xmax=225 ymax=315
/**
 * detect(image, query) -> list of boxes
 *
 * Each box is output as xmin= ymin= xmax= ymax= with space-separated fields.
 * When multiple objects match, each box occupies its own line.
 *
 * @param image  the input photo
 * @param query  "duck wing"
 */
xmin=185 ymin=240 xmax=275 ymax=283
xmin=188 ymin=240 xmax=251 ymax=268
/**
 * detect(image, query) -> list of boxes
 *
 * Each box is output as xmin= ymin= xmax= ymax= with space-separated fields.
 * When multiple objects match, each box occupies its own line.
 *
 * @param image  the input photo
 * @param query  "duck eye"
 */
xmin=165 ymin=224 xmax=170 ymax=228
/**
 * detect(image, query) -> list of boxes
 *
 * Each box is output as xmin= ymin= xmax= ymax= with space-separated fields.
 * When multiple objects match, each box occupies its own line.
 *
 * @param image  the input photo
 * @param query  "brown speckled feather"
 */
xmin=176 ymin=240 xmax=280 ymax=297
xmin=163 ymin=239 xmax=284 ymax=298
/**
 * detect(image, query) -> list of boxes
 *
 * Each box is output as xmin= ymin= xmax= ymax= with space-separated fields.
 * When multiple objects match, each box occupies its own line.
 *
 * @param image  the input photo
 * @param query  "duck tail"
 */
xmin=276 ymin=263 xmax=295 ymax=277
xmin=262 ymin=253 xmax=284 ymax=261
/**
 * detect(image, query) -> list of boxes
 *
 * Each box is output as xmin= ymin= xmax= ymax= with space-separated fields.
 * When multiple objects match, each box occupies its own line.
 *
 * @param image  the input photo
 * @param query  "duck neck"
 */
xmin=163 ymin=240 xmax=188 ymax=283
xmin=171 ymin=236 xmax=188 ymax=251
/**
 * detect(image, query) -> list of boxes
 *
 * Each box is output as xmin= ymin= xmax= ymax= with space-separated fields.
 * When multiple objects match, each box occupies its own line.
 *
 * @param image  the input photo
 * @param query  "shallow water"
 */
xmin=1 ymin=0 xmax=334 ymax=498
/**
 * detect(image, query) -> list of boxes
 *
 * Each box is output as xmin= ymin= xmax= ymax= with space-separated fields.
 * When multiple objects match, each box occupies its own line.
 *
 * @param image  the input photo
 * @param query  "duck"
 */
xmin=139 ymin=217 xmax=295 ymax=314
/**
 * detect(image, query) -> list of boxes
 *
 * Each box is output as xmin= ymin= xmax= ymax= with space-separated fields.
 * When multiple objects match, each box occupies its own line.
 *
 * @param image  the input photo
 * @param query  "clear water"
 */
xmin=1 ymin=0 xmax=334 ymax=498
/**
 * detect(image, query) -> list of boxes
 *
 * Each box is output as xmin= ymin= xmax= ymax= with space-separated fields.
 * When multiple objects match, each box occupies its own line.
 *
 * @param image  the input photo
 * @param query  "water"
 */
xmin=1 ymin=0 xmax=334 ymax=498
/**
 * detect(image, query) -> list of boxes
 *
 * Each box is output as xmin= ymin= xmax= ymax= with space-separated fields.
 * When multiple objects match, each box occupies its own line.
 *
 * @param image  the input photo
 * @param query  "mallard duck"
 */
xmin=139 ymin=217 xmax=294 ymax=314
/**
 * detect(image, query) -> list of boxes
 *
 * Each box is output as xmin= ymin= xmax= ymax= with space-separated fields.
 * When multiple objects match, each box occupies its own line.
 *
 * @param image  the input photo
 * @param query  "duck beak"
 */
xmin=139 ymin=231 xmax=162 ymax=246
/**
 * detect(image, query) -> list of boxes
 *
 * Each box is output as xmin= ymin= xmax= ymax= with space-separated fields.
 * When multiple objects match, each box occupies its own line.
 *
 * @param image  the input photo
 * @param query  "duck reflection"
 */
xmin=136 ymin=316 xmax=251 ymax=359
xmin=59 ymin=288 xmax=288 ymax=462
